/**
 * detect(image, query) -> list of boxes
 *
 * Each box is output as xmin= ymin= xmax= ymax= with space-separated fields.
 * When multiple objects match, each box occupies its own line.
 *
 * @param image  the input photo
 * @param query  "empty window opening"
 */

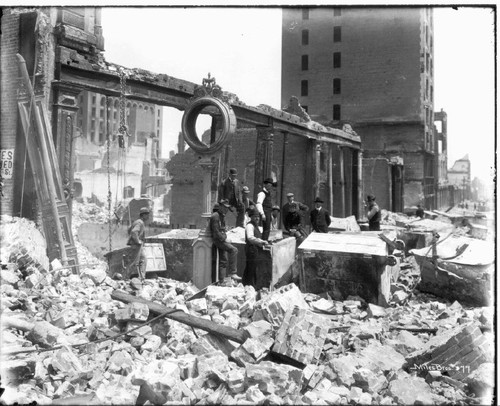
xmin=301 ymin=80 xmax=309 ymax=96
xmin=302 ymin=29 xmax=309 ymax=45
xmin=302 ymin=54 xmax=309 ymax=70
xmin=333 ymin=78 xmax=341 ymax=94
xmin=333 ymin=26 xmax=341 ymax=42
xmin=333 ymin=52 xmax=341 ymax=68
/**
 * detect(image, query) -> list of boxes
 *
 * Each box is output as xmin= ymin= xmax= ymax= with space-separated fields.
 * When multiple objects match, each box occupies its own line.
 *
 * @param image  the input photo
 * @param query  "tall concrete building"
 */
xmin=282 ymin=7 xmax=436 ymax=210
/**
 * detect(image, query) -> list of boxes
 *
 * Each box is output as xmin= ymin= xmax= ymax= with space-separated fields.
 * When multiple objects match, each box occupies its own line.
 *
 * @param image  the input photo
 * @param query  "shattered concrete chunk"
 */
xmin=388 ymin=376 xmax=434 ymax=405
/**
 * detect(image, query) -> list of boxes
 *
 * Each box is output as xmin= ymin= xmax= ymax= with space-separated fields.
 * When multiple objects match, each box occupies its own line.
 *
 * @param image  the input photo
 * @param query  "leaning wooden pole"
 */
xmin=17 ymin=54 xmax=68 ymax=265
xmin=111 ymin=290 xmax=249 ymax=344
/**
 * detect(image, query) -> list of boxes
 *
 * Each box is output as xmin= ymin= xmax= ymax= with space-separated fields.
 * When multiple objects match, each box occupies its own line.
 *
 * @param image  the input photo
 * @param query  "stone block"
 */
xmin=27 ymin=321 xmax=65 ymax=347
xmin=244 ymin=319 xmax=273 ymax=338
xmin=205 ymin=285 xmax=246 ymax=308
xmin=245 ymin=361 xmax=303 ymax=398
xmin=366 ymin=303 xmax=386 ymax=318
xmin=392 ymin=330 xmax=424 ymax=355
xmin=107 ymin=350 xmax=134 ymax=375
xmin=314 ymin=390 xmax=340 ymax=405
xmin=196 ymin=350 xmax=230 ymax=379
xmin=227 ymin=369 xmax=245 ymax=394
xmin=115 ymin=302 xmax=149 ymax=322
xmin=82 ymin=266 xmax=107 ymax=285
xmin=188 ymin=298 xmax=208 ymax=314
xmin=359 ymin=341 xmax=406 ymax=372
xmin=141 ymin=335 xmax=162 ymax=352
xmin=242 ymin=336 xmax=274 ymax=361
xmin=388 ymin=376 xmax=434 ymax=405
xmin=246 ymin=385 xmax=266 ymax=403
xmin=352 ymin=367 xmax=387 ymax=394
xmin=329 ymin=355 xmax=358 ymax=386
xmin=126 ymin=323 xmax=152 ymax=337
xmin=272 ymin=306 xmax=328 ymax=365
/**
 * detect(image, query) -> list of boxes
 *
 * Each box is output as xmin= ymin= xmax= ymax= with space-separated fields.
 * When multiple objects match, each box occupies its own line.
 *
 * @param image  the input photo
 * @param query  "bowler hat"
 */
xmin=286 ymin=192 xmax=294 ymax=198
xmin=229 ymin=168 xmax=238 ymax=175
xmin=366 ymin=194 xmax=376 ymax=201
xmin=272 ymin=205 xmax=280 ymax=211
xmin=140 ymin=207 xmax=150 ymax=215
xmin=314 ymin=197 xmax=324 ymax=203
xmin=242 ymin=186 xmax=250 ymax=193
xmin=263 ymin=177 xmax=277 ymax=186
xmin=219 ymin=199 xmax=231 ymax=208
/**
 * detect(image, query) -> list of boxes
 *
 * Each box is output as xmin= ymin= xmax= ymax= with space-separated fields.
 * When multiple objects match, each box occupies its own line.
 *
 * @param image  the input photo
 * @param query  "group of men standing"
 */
xmin=125 ymin=167 xmax=382 ymax=287
xmin=210 ymin=168 xmax=338 ymax=288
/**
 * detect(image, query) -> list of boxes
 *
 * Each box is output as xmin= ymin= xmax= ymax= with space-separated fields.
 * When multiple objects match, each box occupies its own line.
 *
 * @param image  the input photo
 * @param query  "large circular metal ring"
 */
xmin=181 ymin=96 xmax=236 ymax=154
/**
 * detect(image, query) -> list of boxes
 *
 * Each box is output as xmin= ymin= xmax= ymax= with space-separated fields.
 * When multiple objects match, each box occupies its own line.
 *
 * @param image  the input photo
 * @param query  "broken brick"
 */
xmin=272 ymin=306 xmax=328 ymax=364
xmin=245 ymin=361 xmax=303 ymax=398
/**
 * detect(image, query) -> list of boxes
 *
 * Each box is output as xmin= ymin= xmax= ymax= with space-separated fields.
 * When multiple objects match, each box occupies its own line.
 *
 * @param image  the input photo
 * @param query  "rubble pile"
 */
xmin=0 ymin=215 xmax=495 ymax=405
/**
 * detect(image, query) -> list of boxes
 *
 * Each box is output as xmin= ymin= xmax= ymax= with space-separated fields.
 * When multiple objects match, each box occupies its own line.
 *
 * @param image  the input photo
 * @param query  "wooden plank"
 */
xmin=111 ymin=290 xmax=249 ymax=344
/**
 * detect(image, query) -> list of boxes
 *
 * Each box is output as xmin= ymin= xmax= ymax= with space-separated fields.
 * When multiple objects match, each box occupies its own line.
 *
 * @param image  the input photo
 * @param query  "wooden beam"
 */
xmin=111 ymin=290 xmax=249 ymax=344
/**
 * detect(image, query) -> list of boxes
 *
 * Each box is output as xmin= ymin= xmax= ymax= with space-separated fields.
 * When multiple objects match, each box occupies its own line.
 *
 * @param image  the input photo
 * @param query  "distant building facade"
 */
xmin=448 ymin=154 xmax=471 ymax=201
xmin=281 ymin=7 xmax=438 ymax=210
xmin=73 ymin=90 xmax=166 ymax=202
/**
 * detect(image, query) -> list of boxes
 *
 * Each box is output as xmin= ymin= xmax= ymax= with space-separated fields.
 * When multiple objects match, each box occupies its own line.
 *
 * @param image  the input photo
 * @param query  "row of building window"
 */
xmin=302 ymin=8 xmax=341 ymax=20
xmin=300 ymin=78 xmax=341 ymax=96
xmin=301 ymin=26 xmax=342 ymax=45
xmin=301 ymin=53 xmax=341 ymax=70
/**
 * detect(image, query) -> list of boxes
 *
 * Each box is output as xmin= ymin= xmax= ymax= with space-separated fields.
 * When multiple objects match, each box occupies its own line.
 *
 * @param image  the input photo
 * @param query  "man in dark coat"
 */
xmin=284 ymin=202 xmax=308 ymax=244
xmin=282 ymin=192 xmax=309 ymax=229
xmin=243 ymin=208 xmax=271 ymax=289
xmin=218 ymin=168 xmax=245 ymax=228
xmin=310 ymin=197 xmax=331 ymax=233
xmin=256 ymin=177 xmax=277 ymax=241
xmin=416 ymin=204 xmax=425 ymax=219
xmin=209 ymin=199 xmax=241 ymax=281
xmin=365 ymin=194 xmax=381 ymax=231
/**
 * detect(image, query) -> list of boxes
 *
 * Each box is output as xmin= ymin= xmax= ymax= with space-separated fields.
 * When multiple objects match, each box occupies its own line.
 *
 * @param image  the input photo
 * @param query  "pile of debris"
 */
xmin=0 ymin=215 xmax=495 ymax=405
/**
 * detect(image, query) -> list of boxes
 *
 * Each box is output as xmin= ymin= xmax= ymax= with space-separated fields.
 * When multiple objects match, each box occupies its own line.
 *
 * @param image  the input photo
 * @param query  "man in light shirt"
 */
xmin=256 ymin=177 xmax=277 ymax=241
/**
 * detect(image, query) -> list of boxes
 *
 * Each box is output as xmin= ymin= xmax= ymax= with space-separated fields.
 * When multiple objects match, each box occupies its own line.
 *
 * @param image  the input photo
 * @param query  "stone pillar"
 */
xmin=192 ymin=156 xmax=216 ymax=289
xmin=254 ymin=126 xmax=273 ymax=199
xmin=312 ymin=141 xmax=322 ymax=201
xmin=52 ymin=83 xmax=80 ymax=213
xmin=339 ymin=145 xmax=346 ymax=217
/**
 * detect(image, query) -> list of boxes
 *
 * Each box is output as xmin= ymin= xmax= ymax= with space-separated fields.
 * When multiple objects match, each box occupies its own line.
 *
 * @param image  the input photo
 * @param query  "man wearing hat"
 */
xmin=310 ymin=197 xmax=331 ymax=233
xmin=209 ymin=199 xmax=241 ymax=281
xmin=284 ymin=202 xmax=308 ymax=244
xmin=126 ymin=207 xmax=150 ymax=281
xmin=218 ymin=168 xmax=245 ymax=228
xmin=282 ymin=192 xmax=309 ymax=230
xmin=243 ymin=207 xmax=271 ymax=289
xmin=256 ymin=177 xmax=277 ymax=240
xmin=365 ymin=194 xmax=381 ymax=231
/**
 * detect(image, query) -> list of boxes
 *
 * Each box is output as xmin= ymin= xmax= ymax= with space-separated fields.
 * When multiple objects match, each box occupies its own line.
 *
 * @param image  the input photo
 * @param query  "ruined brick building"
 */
xmin=281 ymin=7 xmax=445 ymax=211
xmin=1 ymin=7 xmax=362 ymax=237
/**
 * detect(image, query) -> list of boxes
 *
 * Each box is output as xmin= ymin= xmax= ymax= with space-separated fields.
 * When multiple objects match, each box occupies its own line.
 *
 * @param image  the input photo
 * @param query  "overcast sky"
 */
xmin=101 ymin=6 xmax=495 ymax=181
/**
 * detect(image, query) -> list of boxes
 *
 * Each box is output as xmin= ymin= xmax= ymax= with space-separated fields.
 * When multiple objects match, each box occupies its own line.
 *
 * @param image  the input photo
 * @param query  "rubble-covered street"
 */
xmin=0 ymin=202 xmax=495 ymax=405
